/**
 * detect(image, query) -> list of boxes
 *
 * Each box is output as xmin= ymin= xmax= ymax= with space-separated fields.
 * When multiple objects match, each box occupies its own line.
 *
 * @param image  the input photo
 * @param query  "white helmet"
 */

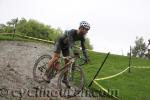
xmin=80 ymin=21 xmax=90 ymax=30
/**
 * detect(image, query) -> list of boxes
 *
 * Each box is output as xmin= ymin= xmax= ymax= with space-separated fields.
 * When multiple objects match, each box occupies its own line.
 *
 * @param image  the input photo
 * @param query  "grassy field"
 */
xmin=0 ymin=33 xmax=150 ymax=100
xmin=0 ymin=33 xmax=34 ymax=41
xmin=83 ymin=51 xmax=150 ymax=100
xmin=0 ymin=33 xmax=53 ymax=44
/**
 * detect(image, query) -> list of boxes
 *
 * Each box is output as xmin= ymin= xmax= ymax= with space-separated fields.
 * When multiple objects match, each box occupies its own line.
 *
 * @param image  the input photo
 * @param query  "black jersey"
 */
xmin=61 ymin=29 xmax=86 ymax=49
xmin=54 ymin=29 xmax=88 ymax=58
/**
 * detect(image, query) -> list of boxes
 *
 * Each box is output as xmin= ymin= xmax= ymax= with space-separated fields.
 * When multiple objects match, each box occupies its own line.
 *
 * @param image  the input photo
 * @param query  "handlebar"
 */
xmin=61 ymin=56 xmax=87 ymax=66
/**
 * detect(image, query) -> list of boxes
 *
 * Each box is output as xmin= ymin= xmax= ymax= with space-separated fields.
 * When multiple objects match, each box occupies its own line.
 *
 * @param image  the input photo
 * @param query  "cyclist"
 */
xmin=43 ymin=21 xmax=90 ymax=84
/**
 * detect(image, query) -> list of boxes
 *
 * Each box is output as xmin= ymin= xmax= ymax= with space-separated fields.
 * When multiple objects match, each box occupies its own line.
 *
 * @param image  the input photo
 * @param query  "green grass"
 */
xmin=0 ymin=33 xmax=34 ymax=41
xmin=0 ymin=33 xmax=53 ymax=45
xmin=83 ymin=51 xmax=150 ymax=100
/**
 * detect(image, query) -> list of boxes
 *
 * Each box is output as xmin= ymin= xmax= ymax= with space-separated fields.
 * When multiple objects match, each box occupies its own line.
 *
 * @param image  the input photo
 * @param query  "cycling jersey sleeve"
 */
xmin=81 ymin=39 xmax=88 ymax=59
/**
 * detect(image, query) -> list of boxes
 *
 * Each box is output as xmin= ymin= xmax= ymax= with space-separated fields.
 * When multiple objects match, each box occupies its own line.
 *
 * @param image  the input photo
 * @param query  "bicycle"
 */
xmin=33 ymin=53 xmax=87 ymax=96
xmin=57 ymin=55 xmax=86 ymax=96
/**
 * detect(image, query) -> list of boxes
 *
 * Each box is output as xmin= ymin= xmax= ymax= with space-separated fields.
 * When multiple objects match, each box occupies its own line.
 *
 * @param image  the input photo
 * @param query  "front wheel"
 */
xmin=57 ymin=65 xmax=85 ymax=97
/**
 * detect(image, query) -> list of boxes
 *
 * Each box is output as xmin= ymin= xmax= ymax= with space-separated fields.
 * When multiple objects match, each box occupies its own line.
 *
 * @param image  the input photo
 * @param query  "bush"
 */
xmin=0 ymin=18 xmax=93 ymax=50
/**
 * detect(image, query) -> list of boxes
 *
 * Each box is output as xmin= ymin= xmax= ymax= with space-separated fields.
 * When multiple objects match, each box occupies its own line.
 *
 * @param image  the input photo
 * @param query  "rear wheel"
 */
xmin=33 ymin=55 xmax=57 ymax=83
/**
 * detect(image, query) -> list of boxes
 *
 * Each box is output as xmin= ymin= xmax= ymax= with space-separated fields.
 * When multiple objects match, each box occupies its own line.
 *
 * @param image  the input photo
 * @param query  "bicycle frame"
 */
xmin=59 ymin=56 xmax=76 ymax=73
xmin=59 ymin=56 xmax=85 ymax=80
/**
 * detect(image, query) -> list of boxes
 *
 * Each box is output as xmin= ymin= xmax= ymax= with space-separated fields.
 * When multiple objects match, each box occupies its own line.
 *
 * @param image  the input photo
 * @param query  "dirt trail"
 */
xmin=0 ymin=41 xmax=110 ymax=100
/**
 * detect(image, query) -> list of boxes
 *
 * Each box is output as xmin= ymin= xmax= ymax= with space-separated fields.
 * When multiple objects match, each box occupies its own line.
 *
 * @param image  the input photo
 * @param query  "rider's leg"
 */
xmin=44 ymin=53 xmax=60 ymax=81
xmin=63 ymin=58 xmax=69 ymax=79
xmin=62 ymin=58 xmax=70 ymax=87
xmin=61 ymin=48 xmax=70 ymax=87
xmin=44 ymin=39 xmax=61 ymax=79
xmin=47 ymin=53 xmax=60 ymax=71
xmin=62 ymin=48 xmax=70 ymax=80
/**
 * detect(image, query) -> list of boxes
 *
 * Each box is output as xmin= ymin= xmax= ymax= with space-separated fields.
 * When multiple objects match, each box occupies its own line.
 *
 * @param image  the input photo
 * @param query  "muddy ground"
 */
xmin=0 ymin=41 xmax=111 ymax=100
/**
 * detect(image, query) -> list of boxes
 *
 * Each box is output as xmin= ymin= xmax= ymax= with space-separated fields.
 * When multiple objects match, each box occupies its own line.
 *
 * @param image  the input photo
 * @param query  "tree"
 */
xmin=0 ymin=18 xmax=93 ymax=50
xmin=6 ymin=18 xmax=18 ymax=33
xmin=131 ymin=37 xmax=146 ymax=57
xmin=0 ymin=24 xmax=6 ymax=33
xmin=6 ymin=18 xmax=18 ymax=27
xmin=85 ymin=38 xmax=93 ymax=50
xmin=48 ymin=27 xmax=63 ymax=41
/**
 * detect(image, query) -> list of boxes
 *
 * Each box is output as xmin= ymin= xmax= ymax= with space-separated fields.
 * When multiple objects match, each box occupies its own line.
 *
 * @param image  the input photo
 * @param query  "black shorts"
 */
xmin=54 ymin=39 xmax=70 ymax=57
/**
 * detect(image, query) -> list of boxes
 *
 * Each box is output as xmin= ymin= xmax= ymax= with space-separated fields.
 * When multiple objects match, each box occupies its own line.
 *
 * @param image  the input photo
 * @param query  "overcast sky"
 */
xmin=0 ymin=0 xmax=150 ymax=55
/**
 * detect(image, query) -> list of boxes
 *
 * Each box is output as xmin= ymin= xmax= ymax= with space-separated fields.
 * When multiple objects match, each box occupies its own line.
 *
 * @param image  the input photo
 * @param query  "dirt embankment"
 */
xmin=0 ymin=41 xmax=106 ymax=100
xmin=0 ymin=41 xmax=53 ymax=100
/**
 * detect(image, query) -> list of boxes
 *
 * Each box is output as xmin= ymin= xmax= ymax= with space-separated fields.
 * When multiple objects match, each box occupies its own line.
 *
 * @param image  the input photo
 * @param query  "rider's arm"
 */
xmin=81 ymin=39 xmax=89 ymax=59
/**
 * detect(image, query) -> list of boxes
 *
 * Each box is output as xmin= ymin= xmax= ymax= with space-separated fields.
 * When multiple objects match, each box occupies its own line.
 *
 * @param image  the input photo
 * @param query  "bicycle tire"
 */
xmin=33 ymin=54 xmax=52 ymax=83
xmin=57 ymin=65 xmax=85 ymax=97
